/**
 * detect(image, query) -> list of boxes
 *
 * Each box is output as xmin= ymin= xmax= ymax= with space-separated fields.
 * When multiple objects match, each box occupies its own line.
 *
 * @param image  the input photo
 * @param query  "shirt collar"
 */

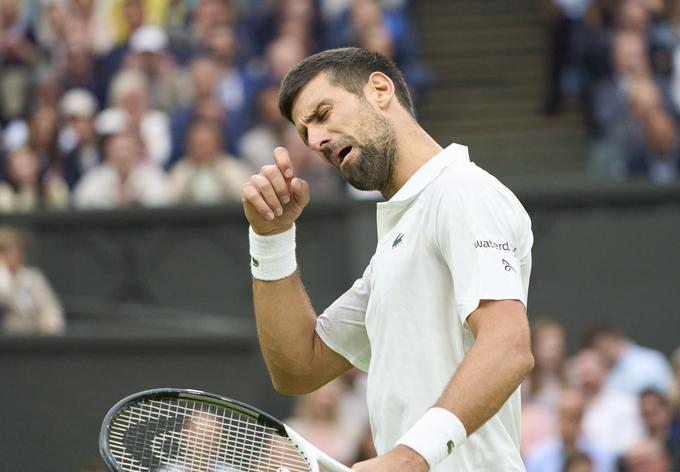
xmin=380 ymin=143 xmax=470 ymax=206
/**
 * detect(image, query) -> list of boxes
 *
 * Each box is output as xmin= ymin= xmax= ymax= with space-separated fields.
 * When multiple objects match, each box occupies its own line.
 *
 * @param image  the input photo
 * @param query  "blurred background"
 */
xmin=0 ymin=0 xmax=679 ymax=471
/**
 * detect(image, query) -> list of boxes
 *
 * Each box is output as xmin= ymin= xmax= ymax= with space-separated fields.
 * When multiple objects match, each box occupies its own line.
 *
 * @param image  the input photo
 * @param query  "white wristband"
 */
xmin=396 ymin=407 xmax=467 ymax=469
xmin=249 ymin=225 xmax=297 ymax=281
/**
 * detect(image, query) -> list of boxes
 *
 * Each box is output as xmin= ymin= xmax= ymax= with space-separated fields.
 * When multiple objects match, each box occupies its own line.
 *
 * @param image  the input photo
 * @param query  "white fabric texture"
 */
xmin=396 ymin=407 xmax=467 ymax=468
xmin=249 ymin=225 xmax=297 ymax=281
xmin=315 ymin=143 xmax=533 ymax=471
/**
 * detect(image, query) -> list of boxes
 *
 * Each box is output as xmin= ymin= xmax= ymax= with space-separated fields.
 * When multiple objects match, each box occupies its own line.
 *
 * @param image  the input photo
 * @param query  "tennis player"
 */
xmin=241 ymin=47 xmax=534 ymax=471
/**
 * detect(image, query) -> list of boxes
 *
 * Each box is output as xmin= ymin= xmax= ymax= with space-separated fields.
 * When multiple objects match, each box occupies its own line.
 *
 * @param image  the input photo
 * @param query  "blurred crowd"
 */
xmin=522 ymin=320 xmax=680 ymax=472
xmin=0 ymin=0 xmax=430 ymax=212
xmin=545 ymin=0 xmax=680 ymax=183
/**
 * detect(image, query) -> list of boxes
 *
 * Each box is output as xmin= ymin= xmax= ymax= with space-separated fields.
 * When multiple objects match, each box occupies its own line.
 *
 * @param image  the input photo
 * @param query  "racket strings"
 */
xmin=108 ymin=397 xmax=312 ymax=472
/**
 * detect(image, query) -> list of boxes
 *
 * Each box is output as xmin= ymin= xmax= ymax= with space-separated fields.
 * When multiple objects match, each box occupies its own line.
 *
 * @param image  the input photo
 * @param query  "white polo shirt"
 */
xmin=315 ymin=143 xmax=533 ymax=471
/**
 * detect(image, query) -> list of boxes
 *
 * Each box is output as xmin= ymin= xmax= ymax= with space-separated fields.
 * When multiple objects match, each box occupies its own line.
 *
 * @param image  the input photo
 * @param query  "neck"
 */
xmin=382 ymin=117 xmax=442 ymax=199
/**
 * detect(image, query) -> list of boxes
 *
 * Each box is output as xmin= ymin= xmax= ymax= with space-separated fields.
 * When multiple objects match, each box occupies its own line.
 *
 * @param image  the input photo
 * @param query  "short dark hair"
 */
xmin=639 ymin=388 xmax=670 ymax=406
xmin=278 ymin=47 xmax=414 ymax=123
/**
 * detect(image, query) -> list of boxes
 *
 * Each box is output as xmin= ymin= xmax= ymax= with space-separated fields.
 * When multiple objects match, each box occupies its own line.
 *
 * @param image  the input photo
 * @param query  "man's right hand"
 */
xmin=241 ymin=147 xmax=310 ymax=235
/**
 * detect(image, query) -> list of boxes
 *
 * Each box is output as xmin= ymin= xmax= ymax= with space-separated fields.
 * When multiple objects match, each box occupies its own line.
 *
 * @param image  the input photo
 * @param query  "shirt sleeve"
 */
xmin=315 ymin=262 xmax=372 ymax=372
xmin=435 ymin=184 xmax=530 ymax=324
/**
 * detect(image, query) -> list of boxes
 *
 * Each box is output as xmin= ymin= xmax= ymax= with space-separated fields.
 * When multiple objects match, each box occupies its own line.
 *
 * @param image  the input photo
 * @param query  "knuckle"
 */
xmin=260 ymin=165 xmax=277 ymax=178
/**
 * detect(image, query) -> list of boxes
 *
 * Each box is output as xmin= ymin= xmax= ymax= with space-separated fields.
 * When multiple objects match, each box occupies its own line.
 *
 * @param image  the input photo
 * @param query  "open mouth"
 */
xmin=338 ymin=146 xmax=352 ymax=166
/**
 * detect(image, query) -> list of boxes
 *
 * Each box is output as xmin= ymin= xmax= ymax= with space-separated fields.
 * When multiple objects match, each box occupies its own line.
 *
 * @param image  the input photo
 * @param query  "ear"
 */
xmin=366 ymin=71 xmax=395 ymax=110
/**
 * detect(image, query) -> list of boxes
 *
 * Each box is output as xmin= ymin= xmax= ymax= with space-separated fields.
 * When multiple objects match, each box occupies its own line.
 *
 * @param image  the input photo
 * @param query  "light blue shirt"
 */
xmin=525 ymin=438 xmax=616 ymax=472
xmin=606 ymin=343 xmax=673 ymax=395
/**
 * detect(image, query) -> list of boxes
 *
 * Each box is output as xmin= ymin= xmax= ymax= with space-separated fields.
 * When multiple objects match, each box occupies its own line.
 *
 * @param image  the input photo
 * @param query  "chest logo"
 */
xmin=392 ymin=233 xmax=405 ymax=248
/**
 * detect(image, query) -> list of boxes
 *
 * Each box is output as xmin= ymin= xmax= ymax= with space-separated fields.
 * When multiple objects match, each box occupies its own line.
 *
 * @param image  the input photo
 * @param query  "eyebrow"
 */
xmin=297 ymin=101 xmax=330 ymax=146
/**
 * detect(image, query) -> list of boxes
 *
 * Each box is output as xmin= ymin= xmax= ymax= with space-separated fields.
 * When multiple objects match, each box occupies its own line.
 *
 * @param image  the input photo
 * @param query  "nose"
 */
xmin=307 ymin=125 xmax=331 ymax=153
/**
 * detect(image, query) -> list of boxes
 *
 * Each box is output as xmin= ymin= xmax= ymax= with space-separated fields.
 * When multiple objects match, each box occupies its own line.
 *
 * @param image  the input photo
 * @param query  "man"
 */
xmin=585 ymin=325 xmax=673 ymax=396
xmin=572 ymin=348 xmax=643 ymax=454
xmin=241 ymin=48 xmax=534 ymax=471
xmin=621 ymin=439 xmax=672 ymax=472
xmin=639 ymin=389 xmax=680 ymax=469
xmin=74 ymin=132 xmax=169 ymax=208
xmin=525 ymin=390 xmax=615 ymax=472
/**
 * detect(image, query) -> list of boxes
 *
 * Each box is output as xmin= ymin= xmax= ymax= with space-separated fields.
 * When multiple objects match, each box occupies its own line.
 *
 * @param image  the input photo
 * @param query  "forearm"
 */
xmin=436 ymin=326 xmax=533 ymax=434
xmin=253 ymin=272 xmax=323 ymax=393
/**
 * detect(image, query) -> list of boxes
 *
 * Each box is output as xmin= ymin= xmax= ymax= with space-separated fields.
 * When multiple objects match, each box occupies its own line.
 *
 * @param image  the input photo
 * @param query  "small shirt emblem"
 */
xmin=392 ymin=233 xmax=405 ymax=248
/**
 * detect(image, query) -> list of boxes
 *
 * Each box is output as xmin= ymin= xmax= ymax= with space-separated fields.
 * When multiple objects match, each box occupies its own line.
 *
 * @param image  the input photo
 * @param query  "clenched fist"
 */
xmin=242 ymin=147 xmax=310 ymax=235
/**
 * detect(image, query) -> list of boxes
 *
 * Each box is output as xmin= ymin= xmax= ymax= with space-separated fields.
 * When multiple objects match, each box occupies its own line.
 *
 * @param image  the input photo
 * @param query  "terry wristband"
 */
xmin=396 ymin=407 xmax=467 ymax=468
xmin=249 ymin=225 xmax=297 ymax=281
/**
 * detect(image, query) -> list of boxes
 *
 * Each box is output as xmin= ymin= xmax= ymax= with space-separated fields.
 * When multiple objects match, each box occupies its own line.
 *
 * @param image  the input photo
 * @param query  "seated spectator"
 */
xmin=0 ymin=0 xmax=41 ymax=124
xmin=562 ymin=451 xmax=594 ymax=472
xmin=572 ymin=348 xmax=644 ymax=453
xmin=27 ymin=105 xmax=62 ymax=174
xmin=74 ymin=132 xmax=169 ymax=208
xmin=123 ymin=25 xmax=182 ymax=113
xmin=671 ymin=347 xmax=680 ymax=416
xmin=586 ymin=324 xmax=673 ymax=395
xmin=107 ymin=69 xmax=171 ymax=168
xmin=630 ymin=106 xmax=680 ymax=182
xmin=168 ymin=120 xmax=250 ymax=205
xmin=621 ymin=439 xmax=672 ymax=472
xmin=58 ymin=89 xmax=102 ymax=190
xmin=639 ymin=389 xmax=680 ymax=469
xmin=239 ymin=83 xmax=291 ymax=171
xmin=0 ymin=226 xmax=65 ymax=335
xmin=285 ymin=378 xmax=362 ymax=466
xmin=0 ymin=146 xmax=69 ymax=212
xmin=524 ymin=319 xmax=568 ymax=408
xmin=525 ymin=389 xmax=615 ymax=472
xmin=169 ymin=56 xmax=240 ymax=164
xmin=521 ymin=319 xmax=569 ymax=456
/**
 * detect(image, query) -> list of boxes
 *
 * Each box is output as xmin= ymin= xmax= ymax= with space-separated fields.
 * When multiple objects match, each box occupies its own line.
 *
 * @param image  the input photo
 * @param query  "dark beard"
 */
xmin=342 ymin=109 xmax=398 ymax=194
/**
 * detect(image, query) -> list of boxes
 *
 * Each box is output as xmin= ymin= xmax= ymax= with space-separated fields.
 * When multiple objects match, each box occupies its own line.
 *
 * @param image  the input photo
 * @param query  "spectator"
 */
xmin=169 ymin=56 xmax=238 ymax=165
xmin=621 ymin=439 xmax=672 ymax=472
xmin=74 ymin=132 xmax=169 ymax=208
xmin=208 ymin=24 xmax=247 ymax=114
xmin=632 ymin=106 xmax=680 ymax=182
xmin=525 ymin=389 xmax=615 ymax=472
xmin=168 ymin=120 xmax=250 ymax=204
xmin=524 ymin=319 xmax=569 ymax=408
xmin=0 ymin=145 xmax=69 ymax=212
xmin=639 ymin=389 xmax=680 ymax=469
xmin=0 ymin=0 xmax=41 ymax=124
xmin=572 ymin=348 xmax=644 ymax=453
xmin=27 ymin=105 xmax=62 ymax=174
xmin=562 ymin=451 xmax=594 ymax=472
xmin=0 ymin=226 xmax=65 ymax=335
xmin=285 ymin=378 xmax=362 ymax=466
xmin=671 ymin=347 xmax=680 ymax=416
xmin=521 ymin=319 xmax=569 ymax=456
xmin=107 ymin=69 xmax=171 ymax=167
xmin=58 ymin=88 xmax=101 ymax=190
xmin=124 ymin=24 xmax=182 ymax=113
xmin=585 ymin=325 xmax=674 ymax=395
xmin=239 ymin=83 xmax=291 ymax=171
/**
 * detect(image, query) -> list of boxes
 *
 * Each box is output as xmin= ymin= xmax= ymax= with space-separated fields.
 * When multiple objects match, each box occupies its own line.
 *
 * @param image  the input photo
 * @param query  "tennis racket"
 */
xmin=99 ymin=388 xmax=353 ymax=472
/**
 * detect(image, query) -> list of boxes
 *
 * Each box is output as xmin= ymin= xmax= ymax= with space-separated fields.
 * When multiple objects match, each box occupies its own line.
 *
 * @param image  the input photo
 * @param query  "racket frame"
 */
xmin=99 ymin=388 xmax=352 ymax=472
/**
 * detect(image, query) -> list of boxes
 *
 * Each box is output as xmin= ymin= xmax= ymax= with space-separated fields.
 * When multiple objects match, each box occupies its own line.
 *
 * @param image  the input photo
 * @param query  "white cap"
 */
xmin=95 ymin=108 xmax=129 ymax=136
xmin=129 ymin=25 xmax=168 ymax=53
xmin=60 ymin=88 xmax=97 ymax=118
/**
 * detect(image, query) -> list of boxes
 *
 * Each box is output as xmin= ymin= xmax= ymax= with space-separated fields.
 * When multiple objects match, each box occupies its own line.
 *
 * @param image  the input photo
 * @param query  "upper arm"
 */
xmin=467 ymin=300 xmax=529 ymax=340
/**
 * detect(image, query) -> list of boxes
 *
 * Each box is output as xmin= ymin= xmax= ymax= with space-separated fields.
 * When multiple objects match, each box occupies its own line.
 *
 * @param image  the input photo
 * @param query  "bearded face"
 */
xmin=322 ymin=98 xmax=398 ymax=193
